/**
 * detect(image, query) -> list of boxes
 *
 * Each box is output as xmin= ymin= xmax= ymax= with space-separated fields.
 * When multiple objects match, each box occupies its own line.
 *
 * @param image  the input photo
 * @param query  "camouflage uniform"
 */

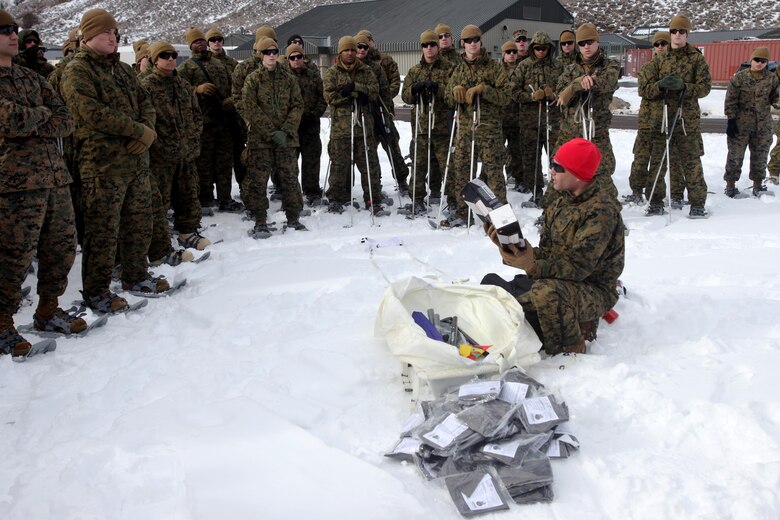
xmin=61 ymin=48 xmax=155 ymax=296
xmin=724 ymin=67 xmax=780 ymax=183
xmin=177 ymin=51 xmax=235 ymax=206
xmin=556 ymin=51 xmax=577 ymax=70
xmin=769 ymin=68 xmax=780 ymax=181
xmin=141 ymin=67 xmax=203 ymax=261
xmin=0 ymin=62 xmax=76 ymax=317
xmin=630 ymin=55 xmax=668 ymax=203
xmin=516 ymin=33 xmax=563 ymax=195
xmin=48 ymin=52 xmax=84 ymax=244
xmin=517 ymin=180 xmax=625 ymax=353
xmin=546 ymin=49 xmax=620 ymax=207
xmin=445 ymin=49 xmax=512 ymax=220
xmin=639 ymin=43 xmax=711 ymax=208
xmin=322 ymin=58 xmax=381 ymax=205
xmin=285 ymin=59 xmax=327 ymax=198
xmin=368 ymin=47 xmax=409 ymax=187
xmin=13 ymin=30 xmax=55 ymax=79
xmin=214 ymin=49 xmax=248 ymax=189
xmin=402 ymin=54 xmax=454 ymax=202
xmin=242 ymin=65 xmax=304 ymax=223
xmin=439 ymin=47 xmax=459 ymax=64
xmin=501 ymin=61 xmax=524 ymax=187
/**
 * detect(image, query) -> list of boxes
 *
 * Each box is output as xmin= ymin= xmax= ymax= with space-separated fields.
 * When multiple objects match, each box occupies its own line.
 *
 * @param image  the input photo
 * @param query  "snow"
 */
xmin=616 ymin=81 xmax=727 ymax=117
xmin=3 ymin=87 xmax=780 ymax=519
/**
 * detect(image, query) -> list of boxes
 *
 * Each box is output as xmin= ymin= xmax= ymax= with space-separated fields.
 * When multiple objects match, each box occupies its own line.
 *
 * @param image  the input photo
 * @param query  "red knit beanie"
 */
xmin=553 ymin=138 xmax=601 ymax=182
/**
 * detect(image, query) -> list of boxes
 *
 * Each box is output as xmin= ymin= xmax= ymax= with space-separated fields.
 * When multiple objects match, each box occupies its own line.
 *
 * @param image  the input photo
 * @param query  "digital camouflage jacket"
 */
xmin=242 ymin=65 xmax=303 ymax=148
xmin=323 ymin=58 xmax=379 ymax=140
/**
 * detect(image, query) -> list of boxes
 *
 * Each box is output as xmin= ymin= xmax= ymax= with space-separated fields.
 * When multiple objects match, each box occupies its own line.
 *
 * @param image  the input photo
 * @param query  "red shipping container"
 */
xmin=697 ymin=40 xmax=780 ymax=84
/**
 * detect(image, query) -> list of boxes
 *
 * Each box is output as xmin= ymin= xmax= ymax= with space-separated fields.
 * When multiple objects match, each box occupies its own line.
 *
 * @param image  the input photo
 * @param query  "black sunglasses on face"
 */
xmin=357 ymin=43 xmax=369 ymax=50
xmin=533 ymin=46 xmax=547 ymax=52
xmin=421 ymin=42 xmax=437 ymax=48
xmin=0 ymin=24 xmax=19 ymax=36
xmin=653 ymin=41 xmax=668 ymax=48
xmin=753 ymin=57 xmax=768 ymax=64
xmin=288 ymin=54 xmax=304 ymax=61
xmin=561 ymin=41 xmax=574 ymax=46
xmin=551 ymin=161 xmax=566 ymax=173
xmin=670 ymin=29 xmax=687 ymax=35
xmin=261 ymin=48 xmax=279 ymax=55
xmin=515 ymin=36 xmax=527 ymax=42
xmin=578 ymin=39 xmax=596 ymax=47
xmin=438 ymin=33 xmax=451 ymax=39
xmin=158 ymin=51 xmax=178 ymax=60
xmin=463 ymin=36 xmax=480 ymax=44
xmin=208 ymin=37 xmax=223 ymax=43
xmin=504 ymin=49 xmax=517 ymax=54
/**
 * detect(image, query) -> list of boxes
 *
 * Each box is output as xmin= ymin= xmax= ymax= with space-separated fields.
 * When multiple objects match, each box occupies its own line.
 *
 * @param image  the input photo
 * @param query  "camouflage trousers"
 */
xmin=379 ymin=118 xmax=410 ymax=187
xmin=656 ymin=129 xmax=707 ymax=206
xmin=81 ymin=172 xmax=152 ymax=296
xmin=197 ymin=121 xmax=234 ymax=205
xmin=542 ymin=134 xmax=618 ymax=209
xmin=298 ymin=116 xmax=323 ymax=197
xmin=768 ymin=121 xmax=780 ymax=178
xmin=724 ymin=123 xmax=774 ymax=182
xmin=521 ymin=113 xmax=560 ymax=196
xmin=242 ymin=147 xmax=303 ymax=223
xmin=0 ymin=186 xmax=76 ymax=315
xmin=503 ymin=124 xmax=523 ymax=184
xmin=629 ymin=128 xmax=667 ymax=203
xmin=148 ymin=157 xmax=201 ymax=261
xmin=326 ymin=135 xmax=382 ymax=205
xmin=409 ymin=131 xmax=450 ymax=202
xmin=64 ymin=136 xmax=84 ymax=246
xmin=232 ymin=116 xmax=248 ymax=195
xmin=451 ymin=134 xmax=507 ymax=220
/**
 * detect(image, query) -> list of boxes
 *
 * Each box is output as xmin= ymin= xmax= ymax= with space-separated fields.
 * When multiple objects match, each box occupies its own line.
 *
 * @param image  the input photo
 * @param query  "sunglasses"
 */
xmin=561 ymin=41 xmax=575 ymax=46
xmin=290 ymin=39 xmax=303 ymax=45
xmin=504 ymin=49 xmax=517 ymax=54
xmin=357 ymin=43 xmax=369 ymax=50
xmin=288 ymin=53 xmax=304 ymax=61
xmin=515 ymin=36 xmax=527 ymax=42
xmin=551 ymin=161 xmax=566 ymax=173
xmin=753 ymin=57 xmax=768 ymax=64
xmin=463 ymin=36 xmax=481 ymax=44
xmin=421 ymin=42 xmax=437 ymax=48
xmin=158 ymin=51 xmax=178 ymax=60
xmin=438 ymin=33 xmax=451 ymax=39
xmin=578 ymin=39 xmax=596 ymax=47
xmin=0 ymin=24 xmax=19 ymax=36
xmin=208 ymin=37 xmax=223 ymax=43
xmin=670 ymin=29 xmax=687 ymax=35
xmin=261 ymin=48 xmax=279 ymax=55
xmin=653 ymin=41 xmax=668 ymax=48
xmin=532 ymin=46 xmax=547 ymax=52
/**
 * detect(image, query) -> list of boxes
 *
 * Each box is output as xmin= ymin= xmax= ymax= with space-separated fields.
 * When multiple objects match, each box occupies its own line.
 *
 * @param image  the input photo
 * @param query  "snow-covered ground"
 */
xmin=615 ymin=82 xmax=727 ymax=117
xmin=2 ymin=87 xmax=780 ymax=519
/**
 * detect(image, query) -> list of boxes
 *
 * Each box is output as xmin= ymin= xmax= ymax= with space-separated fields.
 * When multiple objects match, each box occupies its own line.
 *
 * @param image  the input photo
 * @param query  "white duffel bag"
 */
xmin=375 ymin=276 xmax=541 ymax=400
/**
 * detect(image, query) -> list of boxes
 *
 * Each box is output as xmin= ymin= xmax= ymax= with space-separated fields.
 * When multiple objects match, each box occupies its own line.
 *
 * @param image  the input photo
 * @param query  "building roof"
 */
xmin=238 ymin=0 xmax=573 ymax=52
xmin=684 ymin=28 xmax=776 ymax=45
xmin=600 ymin=33 xmax=652 ymax=49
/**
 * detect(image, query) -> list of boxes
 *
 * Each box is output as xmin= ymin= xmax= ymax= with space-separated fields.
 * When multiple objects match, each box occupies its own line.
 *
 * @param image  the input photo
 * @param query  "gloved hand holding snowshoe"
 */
xmin=726 ymin=118 xmax=738 ymax=139
xmin=657 ymin=74 xmax=685 ymax=91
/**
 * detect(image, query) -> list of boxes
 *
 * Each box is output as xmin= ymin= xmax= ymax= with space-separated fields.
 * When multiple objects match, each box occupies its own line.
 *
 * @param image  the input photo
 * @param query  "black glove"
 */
xmin=411 ymin=82 xmax=425 ymax=97
xmin=356 ymin=92 xmax=369 ymax=106
xmin=726 ymin=118 xmax=738 ymax=139
xmin=339 ymin=82 xmax=355 ymax=97
xmin=657 ymin=74 xmax=685 ymax=91
xmin=423 ymin=80 xmax=439 ymax=94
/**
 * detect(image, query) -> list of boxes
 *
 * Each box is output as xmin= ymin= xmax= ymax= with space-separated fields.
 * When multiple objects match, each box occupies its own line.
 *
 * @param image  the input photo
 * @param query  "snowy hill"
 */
xmin=6 ymin=0 xmax=780 ymax=47
xmin=2 ymin=85 xmax=780 ymax=518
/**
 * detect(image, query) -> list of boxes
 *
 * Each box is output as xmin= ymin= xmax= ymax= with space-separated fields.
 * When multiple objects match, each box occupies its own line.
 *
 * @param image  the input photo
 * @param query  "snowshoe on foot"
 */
xmin=428 ymin=192 xmax=441 ymax=205
xmin=724 ymin=182 xmax=745 ymax=198
xmin=0 ymin=327 xmax=32 ymax=357
xmin=83 ymin=290 xmax=129 ymax=314
xmin=688 ymin=206 xmax=709 ymax=219
xmin=439 ymin=215 xmax=466 ymax=228
xmin=327 ymin=201 xmax=345 ymax=214
xmin=150 ymin=249 xmax=194 ymax=267
xmin=33 ymin=308 xmax=87 ymax=334
xmin=671 ymin=198 xmax=688 ymax=210
xmin=366 ymin=201 xmax=390 ymax=217
xmin=251 ymin=223 xmax=273 ymax=239
xmin=218 ymin=199 xmax=245 ymax=213
xmin=122 ymin=276 xmax=170 ymax=294
xmin=285 ymin=220 xmax=308 ymax=231
xmin=622 ymin=192 xmax=644 ymax=205
xmin=305 ymin=194 xmax=323 ymax=207
xmin=178 ymin=231 xmax=211 ymax=250
xmin=752 ymin=183 xmax=772 ymax=197
xmin=644 ymin=203 xmax=666 ymax=216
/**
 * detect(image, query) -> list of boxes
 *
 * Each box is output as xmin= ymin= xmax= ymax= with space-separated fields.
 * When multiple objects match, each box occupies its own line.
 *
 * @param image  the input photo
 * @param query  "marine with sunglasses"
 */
xmin=141 ymin=41 xmax=210 ymax=262
xmin=723 ymin=46 xmax=779 ymax=198
xmin=626 ymin=31 xmax=669 ymax=212
xmin=516 ymin=31 xmax=563 ymax=205
xmin=639 ymin=14 xmax=711 ymax=218
xmin=434 ymin=23 xmax=458 ymax=63
xmin=0 ymin=9 xmax=86 ymax=355
xmin=178 ymin=27 xmax=240 ymax=213
xmin=512 ymin=28 xmax=529 ymax=61
xmin=548 ymin=23 xmax=619 ymax=208
xmin=444 ymin=24 xmax=511 ymax=227
xmin=556 ymin=30 xmax=577 ymax=68
xmin=500 ymin=39 xmax=525 ymax=192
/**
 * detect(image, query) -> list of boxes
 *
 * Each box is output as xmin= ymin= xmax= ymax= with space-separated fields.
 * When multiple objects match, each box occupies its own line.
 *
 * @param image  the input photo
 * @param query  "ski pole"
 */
xmin=529 ymin=85 xmax=542 ymax=206
xmin=467 ymin=95 xmax=479 ymax=234
xmin=349 ymin=98 xmax=357 ymax=226
xmin=411 ymin=95 xmax=421 ymax=215
xmin=433 ymin=105 xmax=459 ymax=228
xmin=360 ymin=105 xmax=376 ymax=227
xmin=424 ymin=95 xmax=435 ymax=215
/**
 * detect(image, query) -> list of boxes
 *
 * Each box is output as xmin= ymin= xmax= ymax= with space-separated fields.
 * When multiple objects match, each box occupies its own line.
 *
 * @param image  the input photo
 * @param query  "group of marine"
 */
xmin=1 ymin=6 xmax=778 ymax=357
